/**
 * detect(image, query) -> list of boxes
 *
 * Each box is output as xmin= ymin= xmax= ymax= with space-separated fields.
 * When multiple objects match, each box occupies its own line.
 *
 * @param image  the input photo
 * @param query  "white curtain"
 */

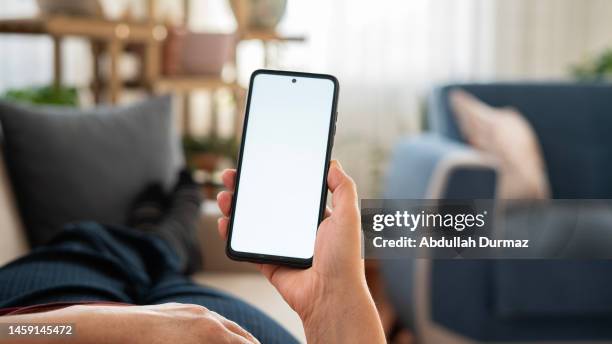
xmin=493 ymin=0 xmax=612 ymax=79
xmin=2 ymin=0 xmax=612 ymax=196
xmin=277 ymin=0 xmax=612 ymax=196
xmin=275 ymin=0 xmax=498 ymax=196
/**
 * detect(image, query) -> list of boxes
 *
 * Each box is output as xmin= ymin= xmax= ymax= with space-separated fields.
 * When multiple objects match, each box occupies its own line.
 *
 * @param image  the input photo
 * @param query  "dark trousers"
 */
xmin=0 ymin=222 xmax=298 ymax=343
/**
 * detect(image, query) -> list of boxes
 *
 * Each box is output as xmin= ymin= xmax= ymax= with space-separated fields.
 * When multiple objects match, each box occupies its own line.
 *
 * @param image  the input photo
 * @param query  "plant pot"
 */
xmin=163 ymin=27 xmax=236 ymax=76
xmin=229 ymin=0 xmax=287 ymax=31
xmin=188 ymin=152 xmax=221 ymax=173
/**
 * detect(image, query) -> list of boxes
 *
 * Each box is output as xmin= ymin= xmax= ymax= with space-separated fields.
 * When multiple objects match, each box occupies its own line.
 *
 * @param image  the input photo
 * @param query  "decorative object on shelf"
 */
xmin=228 ymin=0 xmax=304 ymax=68
xmin=229 ymin=0 xmax=287 ymax=31
xmin=571 ymin=48 xmax=612 ymax=81
xmin=163 ymin=27 xmax=236 ymax=77
xmin=2 ymin=85 xmax=78 ymax=106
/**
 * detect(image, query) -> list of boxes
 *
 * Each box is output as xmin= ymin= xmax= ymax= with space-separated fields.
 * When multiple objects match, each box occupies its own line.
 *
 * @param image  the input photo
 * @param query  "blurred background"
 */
xmin=2 ymin=1 xmax=612 ymax=343
xmin=3 ymin=0 xmax=612 ymax=197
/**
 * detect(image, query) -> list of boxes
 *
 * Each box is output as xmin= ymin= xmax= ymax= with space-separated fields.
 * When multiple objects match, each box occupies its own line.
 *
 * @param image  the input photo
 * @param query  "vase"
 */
xmin=229 ymin=0 xmax=287 ymax=31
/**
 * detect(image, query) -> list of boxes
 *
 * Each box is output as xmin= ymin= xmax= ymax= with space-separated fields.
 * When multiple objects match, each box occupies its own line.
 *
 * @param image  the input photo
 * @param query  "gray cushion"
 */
xmin=0 ymin=96 xmax=183 ymax=246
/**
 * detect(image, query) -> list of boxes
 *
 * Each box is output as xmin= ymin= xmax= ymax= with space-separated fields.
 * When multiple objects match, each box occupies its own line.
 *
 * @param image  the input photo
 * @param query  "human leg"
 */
xmin=0 ymin=222 xmax=178 ymax=307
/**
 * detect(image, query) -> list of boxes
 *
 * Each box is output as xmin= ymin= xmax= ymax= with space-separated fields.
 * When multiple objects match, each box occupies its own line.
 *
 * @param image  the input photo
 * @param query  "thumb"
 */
xmin=327 ymin=160 xmax=359 ymax=214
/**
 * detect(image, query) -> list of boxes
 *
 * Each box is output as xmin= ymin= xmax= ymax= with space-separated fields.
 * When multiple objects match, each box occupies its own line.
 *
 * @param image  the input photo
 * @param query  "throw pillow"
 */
xmin=0 ymin=95 xmax=183 ymax=245
xmin=450 ymin=89 xmax=550 ymax=199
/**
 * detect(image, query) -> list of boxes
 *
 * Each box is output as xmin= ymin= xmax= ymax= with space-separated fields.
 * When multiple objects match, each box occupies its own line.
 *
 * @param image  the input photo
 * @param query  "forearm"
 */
xmin=0 ymin=306 xmax=125 ymax=344
xmin=302 ymin=282 xmax=386 ymax=344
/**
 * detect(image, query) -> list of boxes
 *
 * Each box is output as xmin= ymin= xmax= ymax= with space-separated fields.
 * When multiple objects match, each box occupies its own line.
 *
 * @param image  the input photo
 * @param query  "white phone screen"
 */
xmin=230 ymin=72 xmax=336 ymax=259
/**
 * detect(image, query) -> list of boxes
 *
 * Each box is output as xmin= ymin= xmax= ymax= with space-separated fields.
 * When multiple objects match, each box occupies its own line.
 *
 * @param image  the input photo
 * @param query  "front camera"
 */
xmin=292 ymin=78 xmax=297 ymax=83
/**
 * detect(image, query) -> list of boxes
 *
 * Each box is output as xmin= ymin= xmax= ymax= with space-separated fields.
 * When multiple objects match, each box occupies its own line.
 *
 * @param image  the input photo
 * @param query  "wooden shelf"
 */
xmin=240 ymin=30 xmax=306 ymax=42
xmin=0 ymin=15 xmax=166 ymax=104
xmin=154 ymin=77 xmax=242 ymax=92
xmin=0 ymin=16 xmax=164 ymax=42
xmin=0 ymin=7 xmax=304 ymax=137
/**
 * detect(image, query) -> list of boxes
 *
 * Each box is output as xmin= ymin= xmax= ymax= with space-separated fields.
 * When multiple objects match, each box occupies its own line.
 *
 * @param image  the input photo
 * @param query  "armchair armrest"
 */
xmin=385 ymin=134 xmax=498 ymax=199
xmin=381 ymin=134 xmax=498 ymax=333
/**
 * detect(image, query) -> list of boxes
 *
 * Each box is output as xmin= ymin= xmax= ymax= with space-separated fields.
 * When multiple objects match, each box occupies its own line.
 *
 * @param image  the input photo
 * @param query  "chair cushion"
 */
xmin=0 ymin=96 xmax=183 ymax=246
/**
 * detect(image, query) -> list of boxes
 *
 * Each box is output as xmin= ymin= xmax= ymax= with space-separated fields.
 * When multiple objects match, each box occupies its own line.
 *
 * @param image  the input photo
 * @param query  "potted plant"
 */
xmin=571 ymin=48 xmax=612 ymax=81
xmin=183 ymin=135 xmax=238 ymax=199
xmin=2 ymin=85 xmax=78 ymax=106
xmin=182 ymin=135 xmax=238 ymax=173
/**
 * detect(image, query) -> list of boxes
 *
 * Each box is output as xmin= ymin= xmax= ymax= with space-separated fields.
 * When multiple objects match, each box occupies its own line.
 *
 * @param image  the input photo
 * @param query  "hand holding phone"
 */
xmin=217 ymin=162 xmax=386 ymax=344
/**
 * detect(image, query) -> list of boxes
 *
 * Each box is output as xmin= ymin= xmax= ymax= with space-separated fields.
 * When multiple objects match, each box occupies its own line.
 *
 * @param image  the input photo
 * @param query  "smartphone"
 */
xmin=226 ymin=69 xmax=339 ymax=268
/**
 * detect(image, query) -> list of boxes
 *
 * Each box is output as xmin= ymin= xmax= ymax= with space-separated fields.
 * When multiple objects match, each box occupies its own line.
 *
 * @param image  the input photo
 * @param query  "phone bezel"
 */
xmin=226 ymin=69 xmax=340 ymax=268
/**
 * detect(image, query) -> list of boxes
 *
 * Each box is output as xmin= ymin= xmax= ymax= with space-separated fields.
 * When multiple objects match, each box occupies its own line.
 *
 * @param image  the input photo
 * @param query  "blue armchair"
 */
xmin=382 ymin=83 xmax=612 ymax=343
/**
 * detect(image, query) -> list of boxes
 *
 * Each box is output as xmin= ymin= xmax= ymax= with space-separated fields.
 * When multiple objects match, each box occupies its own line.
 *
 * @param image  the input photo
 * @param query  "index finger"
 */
xmin=222 ymin=169 xmax=237 ymax=191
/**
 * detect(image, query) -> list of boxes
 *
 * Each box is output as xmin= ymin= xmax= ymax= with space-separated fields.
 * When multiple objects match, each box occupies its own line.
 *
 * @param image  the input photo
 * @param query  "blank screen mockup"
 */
xmin=230 ymin=73 xmax=336 ymax=259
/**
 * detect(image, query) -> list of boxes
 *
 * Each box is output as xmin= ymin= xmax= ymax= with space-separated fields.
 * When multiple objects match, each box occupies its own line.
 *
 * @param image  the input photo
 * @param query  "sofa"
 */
xmin=382 ymin=83 xmax=612 ymax=343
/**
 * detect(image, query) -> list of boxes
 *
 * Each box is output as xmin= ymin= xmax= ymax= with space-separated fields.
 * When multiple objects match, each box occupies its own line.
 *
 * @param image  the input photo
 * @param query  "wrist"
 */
xmin=301 ymin=278 xmax=384 ymax=344
xmin=302 ymin=282 xmax=369 ymax=325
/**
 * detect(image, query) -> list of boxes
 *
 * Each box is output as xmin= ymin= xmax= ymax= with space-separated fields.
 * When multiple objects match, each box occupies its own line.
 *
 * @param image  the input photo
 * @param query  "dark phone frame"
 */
xmin=226 ymin=69 xmax=340 ymax=268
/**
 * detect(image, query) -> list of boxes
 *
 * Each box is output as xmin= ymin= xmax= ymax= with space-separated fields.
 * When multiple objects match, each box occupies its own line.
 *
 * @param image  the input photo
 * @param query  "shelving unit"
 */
xmin=162 ymin=0 xmax=307 ymax=137
xmin=0 ymin=0 xmax=306 ymax=139
xmin=0 ymin=15 xmax=166 ymax=104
